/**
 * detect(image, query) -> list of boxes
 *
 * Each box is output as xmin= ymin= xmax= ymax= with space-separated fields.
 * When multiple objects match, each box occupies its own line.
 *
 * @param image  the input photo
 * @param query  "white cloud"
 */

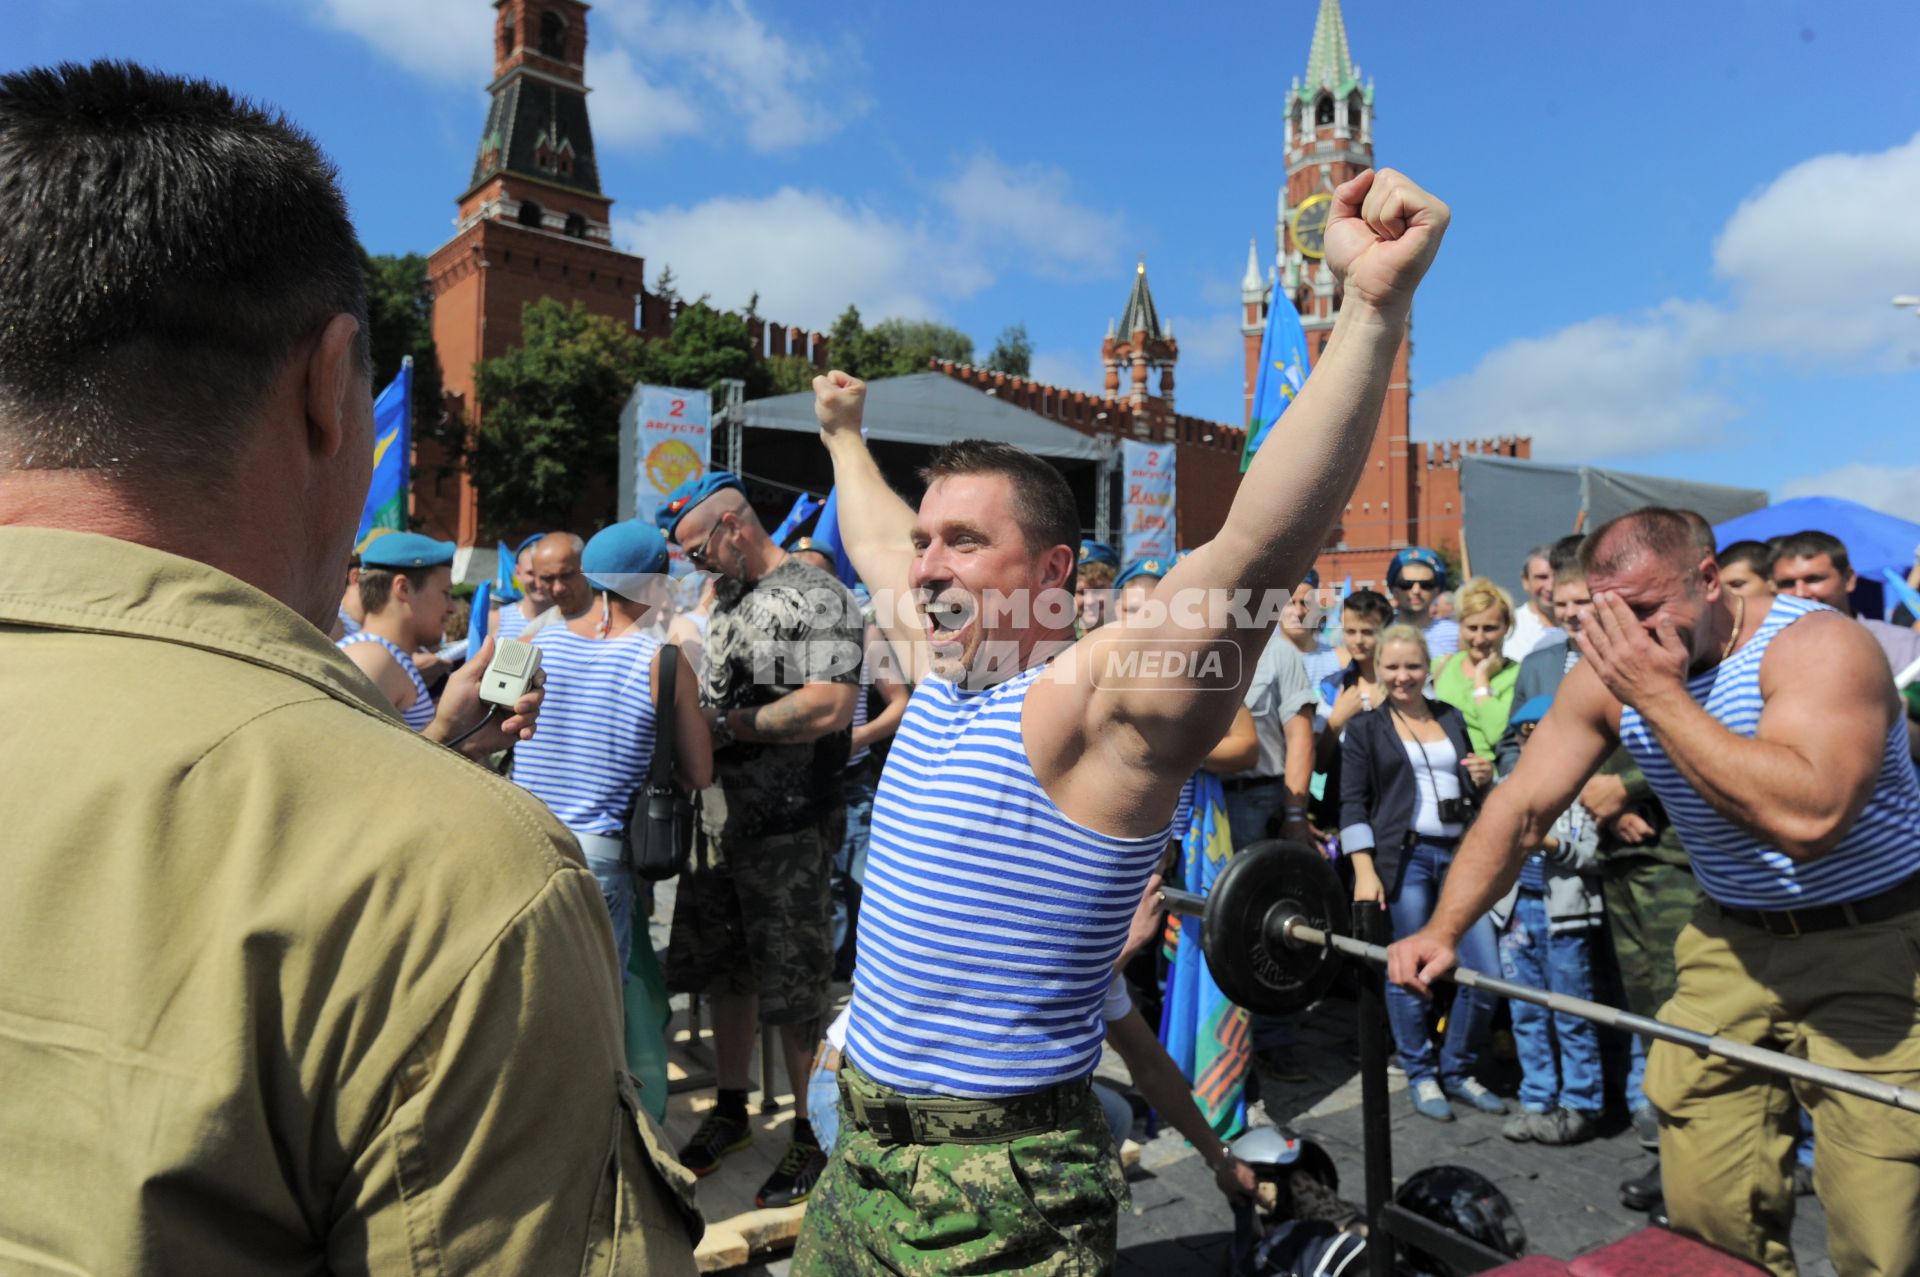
xmin=1421 ymin=133 xmax=1920 ymax=461
xmin=1166 ymin=311 xmax=1248 ymax=369
xmin=1780 ymin=464 xmax=1920 ymax=524
xmin=587 ymin=46 xmax=702 ymax=149
xmin=936 ymin=154 xmax=1125 ymax=279
xmin=313 ymin=0 xmax=487 ymax=84
xmin=310 ymin=0 xmax=856 ymax=153
xmin=615 ymin=153 xmax=1120 ymax=335
xmin=619 ymin=188 xmax=977 ymax=331
xmin=1029 ymin=350 xmax=1104 ymax=396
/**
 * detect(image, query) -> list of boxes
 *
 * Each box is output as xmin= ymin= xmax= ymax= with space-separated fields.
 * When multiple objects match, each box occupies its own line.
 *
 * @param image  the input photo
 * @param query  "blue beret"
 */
xmin=1509 ymin=695 xmax=1554 ymax=728
xmin=514 ymin=532 xmax=548 ymax=557
xmin=1301 ymin=567 xmax=1320 ymax=589
xmin=1115 ymin=556 xmax=1169 ymax=589
xmin=1387 ymin=547 xmax=1449 ymax=591
xmin=1079 ymin=539 xmax=1120 ymax=568
xmin=360 ymin=532 xmax=456 ymax=569
xmin=655 ymin=470 xmax=745 ymax=537
xmin=583 ymin=520 xmax=669 ymax=589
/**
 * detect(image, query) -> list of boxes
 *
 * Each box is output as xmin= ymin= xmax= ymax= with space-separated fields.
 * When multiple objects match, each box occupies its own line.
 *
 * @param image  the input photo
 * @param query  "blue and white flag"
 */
xmin=1239 ymin=291 xmax=1310 ymax=471
xmin=357 ymin=357 xmax=411 ymax=539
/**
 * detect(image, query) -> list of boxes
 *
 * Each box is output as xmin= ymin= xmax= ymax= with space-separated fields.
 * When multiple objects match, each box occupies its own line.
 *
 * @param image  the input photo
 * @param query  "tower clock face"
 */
xmin=1290 ymin=192 xmax=1334 ymax=260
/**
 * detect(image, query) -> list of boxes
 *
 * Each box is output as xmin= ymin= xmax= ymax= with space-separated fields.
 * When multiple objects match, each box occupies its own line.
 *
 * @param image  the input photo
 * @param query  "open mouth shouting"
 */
xmin=919 ymin=590 xmax=975 ymax=654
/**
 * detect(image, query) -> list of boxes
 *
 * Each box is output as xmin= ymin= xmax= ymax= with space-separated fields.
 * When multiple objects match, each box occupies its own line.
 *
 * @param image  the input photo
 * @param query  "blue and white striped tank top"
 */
xmin=846 ymin=665 xmax=1172 ymax=1097
xmin=1620 ymin=594 xmax=1920 ymax=908
xmin=511 ymin=629 xmax=661 ymax=837
xmin=848 ymin=650 xmax=872 ymax=768
xmin=338 ymin=632 xmax=435 ymax=732
xmin=494 ymin=603 xmax=531 ymax=644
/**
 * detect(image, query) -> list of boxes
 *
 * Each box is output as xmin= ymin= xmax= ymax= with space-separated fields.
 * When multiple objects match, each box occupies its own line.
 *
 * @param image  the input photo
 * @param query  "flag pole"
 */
xmin=399 ymin=355 xmax=413 ymax=533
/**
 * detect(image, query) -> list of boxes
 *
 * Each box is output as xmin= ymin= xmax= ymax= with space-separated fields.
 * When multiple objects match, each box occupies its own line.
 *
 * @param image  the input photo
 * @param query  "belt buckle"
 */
xmin=1773 ymin=908 xmax=1801 ymax=938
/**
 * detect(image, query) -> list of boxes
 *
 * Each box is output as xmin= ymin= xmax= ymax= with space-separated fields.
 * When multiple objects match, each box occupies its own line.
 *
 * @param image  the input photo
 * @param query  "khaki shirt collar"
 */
xmin=0 ymin=526 xmax=391 ymax=714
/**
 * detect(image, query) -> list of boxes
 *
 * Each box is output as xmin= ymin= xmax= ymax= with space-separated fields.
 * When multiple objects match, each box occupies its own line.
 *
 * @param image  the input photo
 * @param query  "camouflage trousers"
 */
xmin=1599 ymin=856 xmax=1700 ymax=1018
xmin=791 ymin=1067 xmax=1128 ymax=1276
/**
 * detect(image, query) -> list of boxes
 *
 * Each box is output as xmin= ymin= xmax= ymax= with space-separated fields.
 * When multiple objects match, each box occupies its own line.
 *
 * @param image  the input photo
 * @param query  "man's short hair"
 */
xmin=1718 ymin=539 xmax=1773 ymax=574
xmin=1581 ymin=508 xmax=1704 ymax=581
xmin=1342 ymin=588 xmax=1393 ymax=626
xmin=359 ymin=566 xmax=435 ymax=615
xmin=1523 ymin=543 xmax=1555 ymax=575
xmin=1677 ymin=508 xmax=1717 ymax=557
xmin=0 ymin=61 xmax=369 ymax=478
xmin=1767 ymin=529 xmax=1850 ymax=578
xmin=1548 ymin=534 xmax=1586 ymax=585
xmin=919 ymin=440 xmax=1080 ymax=579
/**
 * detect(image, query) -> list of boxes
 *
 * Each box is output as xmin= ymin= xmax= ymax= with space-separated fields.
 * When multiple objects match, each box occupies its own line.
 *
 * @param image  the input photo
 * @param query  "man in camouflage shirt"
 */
xmin=657 ymin=473 xmax=860 ymax=1209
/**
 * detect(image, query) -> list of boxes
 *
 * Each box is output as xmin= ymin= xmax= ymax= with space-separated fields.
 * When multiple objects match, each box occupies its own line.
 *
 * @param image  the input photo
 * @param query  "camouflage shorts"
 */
xmin=664 ymin=819 xmax=834 ymax=1027
xmin=790 ymin=1067 xmax=1127 ymax=1276
xmin=1600 ymin=857 xmax=1700 ymax=1017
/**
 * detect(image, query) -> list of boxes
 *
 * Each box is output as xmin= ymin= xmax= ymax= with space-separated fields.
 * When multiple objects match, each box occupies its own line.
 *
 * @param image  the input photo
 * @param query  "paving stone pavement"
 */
xmin=738 ymin=989 xmax=1839 ymax=1275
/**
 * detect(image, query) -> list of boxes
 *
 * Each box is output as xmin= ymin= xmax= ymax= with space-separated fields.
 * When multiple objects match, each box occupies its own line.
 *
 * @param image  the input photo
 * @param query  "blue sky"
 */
xmin=18 ymin=0 xmax=1920 ymax=518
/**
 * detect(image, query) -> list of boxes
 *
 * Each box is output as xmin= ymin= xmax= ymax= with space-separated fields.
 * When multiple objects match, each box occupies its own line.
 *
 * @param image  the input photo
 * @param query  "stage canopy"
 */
xmin=739 ymin=373 xmax=1113 ymax=462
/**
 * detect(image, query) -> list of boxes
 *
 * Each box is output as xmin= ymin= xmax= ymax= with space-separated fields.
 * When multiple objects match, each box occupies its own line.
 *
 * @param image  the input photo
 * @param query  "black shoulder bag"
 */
xmin=628 ymin=644 xmax=697 ymax=881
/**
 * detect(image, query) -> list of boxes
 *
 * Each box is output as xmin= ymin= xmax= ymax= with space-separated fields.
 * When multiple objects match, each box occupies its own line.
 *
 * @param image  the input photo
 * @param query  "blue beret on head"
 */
xmin=514 ymin=532 xmax=548 ymax=558
xmin=655 ymin=470 xmax=745 ymax=538
xmin=1079 ymin=539 xmax=1120 ymax=568
xmin=1387 ymin=546 xmax=1449 ymax=591
xmin=583 ymin=520 xmax=669 ymax=589
xmin=1301 ymin=567 xmax=1321 ymax=589
xmin=1115 ymin=556 xmax=1169 ymax=589
xmin=1508 ymin=694 xmax=1554 ymax=729
xmin=360 ymin=532 xmax=456 ymax=570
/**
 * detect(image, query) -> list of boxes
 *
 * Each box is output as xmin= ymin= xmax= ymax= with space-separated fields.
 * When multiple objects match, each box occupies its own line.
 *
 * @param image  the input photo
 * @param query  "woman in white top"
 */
xmin=1338 ymin=624 xmax=1503 ymax=1123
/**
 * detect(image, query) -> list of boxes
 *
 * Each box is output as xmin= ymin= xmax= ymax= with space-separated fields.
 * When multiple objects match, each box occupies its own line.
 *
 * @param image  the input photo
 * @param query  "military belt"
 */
xmin=837 ymin=1062 xmax=1086 ymax=1146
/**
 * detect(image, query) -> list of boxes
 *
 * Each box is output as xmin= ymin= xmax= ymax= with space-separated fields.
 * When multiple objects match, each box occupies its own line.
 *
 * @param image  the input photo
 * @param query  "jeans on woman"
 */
xmin=577 ymin=832 xmax=635 ymax=980
xmin=1384 ymin=838 xmax=1501 ymax=1089
xmin=1497 ymin=892 xmax=1604 ymax=1114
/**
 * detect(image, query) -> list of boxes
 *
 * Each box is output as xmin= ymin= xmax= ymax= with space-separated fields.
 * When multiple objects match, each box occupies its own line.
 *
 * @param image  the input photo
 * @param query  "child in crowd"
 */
xmin=1498 ymin=694 xmax=1606 ymax=1146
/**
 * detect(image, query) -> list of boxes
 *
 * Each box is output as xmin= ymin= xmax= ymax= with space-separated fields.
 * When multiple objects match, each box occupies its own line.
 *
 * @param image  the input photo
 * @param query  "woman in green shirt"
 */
xmin=1433 ymin=577 xmax=1519 ymax=759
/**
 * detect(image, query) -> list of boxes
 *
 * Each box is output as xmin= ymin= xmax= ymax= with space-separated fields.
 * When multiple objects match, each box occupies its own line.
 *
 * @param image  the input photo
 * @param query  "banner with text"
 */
xmin=626 ymin=384 xmax=711 ymax=571
xmin=1121 ymin=439 xmax=1177 ymax=563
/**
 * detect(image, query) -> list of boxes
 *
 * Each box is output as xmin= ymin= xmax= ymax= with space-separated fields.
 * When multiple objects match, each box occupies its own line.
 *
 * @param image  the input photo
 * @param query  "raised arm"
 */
xmin=1388 ymin=663 xmax=1618 ymax=995
xmin=812 ymin=373 xmax=930 ymax=679
xmin=1070 ymin=170 xmax=1451 ymax=773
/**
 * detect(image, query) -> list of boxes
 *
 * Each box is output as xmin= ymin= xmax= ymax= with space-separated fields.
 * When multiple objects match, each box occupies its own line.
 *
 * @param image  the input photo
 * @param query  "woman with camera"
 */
xmin=1339 ymin=625 xmax=1503 ymax=1122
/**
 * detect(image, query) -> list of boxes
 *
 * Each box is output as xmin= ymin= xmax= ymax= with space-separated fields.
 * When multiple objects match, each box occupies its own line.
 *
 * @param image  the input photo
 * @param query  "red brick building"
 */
xmin=418 ymin=0 xmax=827 ymax=544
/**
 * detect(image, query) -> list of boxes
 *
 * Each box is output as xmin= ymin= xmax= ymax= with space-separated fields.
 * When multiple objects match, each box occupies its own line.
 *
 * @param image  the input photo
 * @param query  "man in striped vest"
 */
xmin=1389 ymin=506 xmax=1920 ymax=1276
xmin=792 ymin=168 xmax=1453 ymax=1275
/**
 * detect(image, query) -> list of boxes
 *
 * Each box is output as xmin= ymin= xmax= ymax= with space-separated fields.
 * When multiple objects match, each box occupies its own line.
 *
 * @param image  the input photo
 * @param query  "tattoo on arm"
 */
xmin=746 ymin=698 xmax=812 ymax=741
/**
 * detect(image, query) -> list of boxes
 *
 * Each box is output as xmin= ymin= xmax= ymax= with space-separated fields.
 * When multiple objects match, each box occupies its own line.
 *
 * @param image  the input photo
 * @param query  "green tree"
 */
xmin=762 ymin=355 xmax=820 ymax=396
xmin=826 ymin=306 xmax=976 ymax=380
xmin=636 ymin=299 xmax=768 ymax=396
xmin=471 ymin=298 xmax=645 ymax=530
xmin=986 ymin=323 xmax=1033 ymax=378
xmin=360 ymin=250 xmax=445 ymax=443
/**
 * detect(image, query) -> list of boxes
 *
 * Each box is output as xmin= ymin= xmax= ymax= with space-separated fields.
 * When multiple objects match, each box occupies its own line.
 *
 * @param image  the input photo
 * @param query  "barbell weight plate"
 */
xmin=1200 ymin=839 xmax=1345 ymax=1017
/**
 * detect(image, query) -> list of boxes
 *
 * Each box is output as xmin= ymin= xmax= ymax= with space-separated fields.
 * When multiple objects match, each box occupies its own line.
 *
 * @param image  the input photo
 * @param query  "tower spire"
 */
xmin=1304 ymin=0 xmax=1358 ymax=92
xmin=1118 ymin=258 xmax=1163 ymax=339
xmin=1241 ymin=238 xmax=1263 ymax=296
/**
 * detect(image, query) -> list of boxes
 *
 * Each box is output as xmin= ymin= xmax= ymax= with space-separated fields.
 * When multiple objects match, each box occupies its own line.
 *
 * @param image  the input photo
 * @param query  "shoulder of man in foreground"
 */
xmin=2 ymin=612 xmax=699 ymax=1273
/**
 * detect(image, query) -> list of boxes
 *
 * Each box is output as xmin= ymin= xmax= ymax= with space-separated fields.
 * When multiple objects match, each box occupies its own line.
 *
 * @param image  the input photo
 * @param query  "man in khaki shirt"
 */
xmin=0 ymin=63 xmax=699 ymax=1273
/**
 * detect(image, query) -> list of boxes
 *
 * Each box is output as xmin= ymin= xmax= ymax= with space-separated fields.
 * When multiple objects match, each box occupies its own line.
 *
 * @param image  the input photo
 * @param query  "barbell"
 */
xmin=1160 ymin=840 xmax=1920 ymax=1117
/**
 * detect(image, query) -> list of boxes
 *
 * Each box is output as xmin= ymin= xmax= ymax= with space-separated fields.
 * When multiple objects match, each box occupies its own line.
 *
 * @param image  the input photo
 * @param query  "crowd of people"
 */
xmin=9 ymin=59 xmax=1920 ymax=1277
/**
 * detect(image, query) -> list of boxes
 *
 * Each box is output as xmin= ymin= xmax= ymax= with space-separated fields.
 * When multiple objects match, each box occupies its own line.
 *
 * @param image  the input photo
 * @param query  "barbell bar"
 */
xmin=1158 ymin=842 xmax=1920 ymax=1117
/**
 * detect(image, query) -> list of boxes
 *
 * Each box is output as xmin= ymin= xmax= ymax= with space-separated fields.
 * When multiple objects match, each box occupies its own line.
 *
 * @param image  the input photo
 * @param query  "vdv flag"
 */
xmin=1238 ymin=289 xmax=1310 ymax=472
xmin=357 ymin=357 xmax=412 ymax=540
xmin=809 ymin=488 xmax=862 ymax=589
xmin=466 ymin=580 xmax=492 ymax=662
xmin=492 ymin=540 xmax=523 ymax=603
xmin=771 ymin=492 xmax=825 ymax=547
xmin=1158 ymin=772 xmax=1252 ymax=1139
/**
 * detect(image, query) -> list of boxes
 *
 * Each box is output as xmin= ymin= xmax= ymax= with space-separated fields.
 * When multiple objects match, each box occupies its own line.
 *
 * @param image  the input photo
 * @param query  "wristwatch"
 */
xmin=710 ymin=709 xmax=736 ymax=750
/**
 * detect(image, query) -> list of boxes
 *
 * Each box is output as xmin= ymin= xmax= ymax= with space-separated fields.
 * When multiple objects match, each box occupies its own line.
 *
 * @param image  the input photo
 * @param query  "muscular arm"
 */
xmin=343 ymin=641 xmax=416 ymax=714
xmin=1614 ymin=611 xmax=1893 ymax=860
xmin=1204 ymin=704 xmax=1260 ymax=774
xmin=1283 ymin=708 xmax=1314 ymax=806
xmin=812 ymin=378 xmax=929 ymax=679
xmin=1060 ymin=172 xmax=1449 ymax=783
xmin=728 ymin=682 xmax=857 ymax=745
xmin=1419 ymin=665 xmax=1617 ymax=967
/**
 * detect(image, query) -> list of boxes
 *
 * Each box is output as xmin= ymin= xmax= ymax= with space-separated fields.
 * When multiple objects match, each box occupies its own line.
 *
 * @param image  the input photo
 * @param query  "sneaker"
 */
xmin=1442 ymin=1078 xmax=1510 ymax=1115
xmin=678 ymin=1110 xmax=752 ymax=1178
xmin=1619 ymin=1165 xmax=1663 ymax=1212
xmin=1386 ymin=1053 xmax=1407 ymax=1076
xmin=1410 ymin=1079 xmax=1454 ymax=1122
xmin=1528 ymin=1107 xmax=1598 ymax=1146
xmin=756 ymin=1137 xmax=828 ymax=1209
xmin=1501 ymin=1110 xmax=1540 ymax=1142
xmin=1632 ymin=1104 xmax=1660 ymax=1150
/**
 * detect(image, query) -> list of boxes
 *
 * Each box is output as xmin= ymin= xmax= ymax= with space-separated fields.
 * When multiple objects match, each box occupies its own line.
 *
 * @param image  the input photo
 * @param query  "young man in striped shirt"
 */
xmin=1389 ymin=507 xmax=1920 ymax=1276
xmin=793 ymin=168 xmax=1453 ymax=1275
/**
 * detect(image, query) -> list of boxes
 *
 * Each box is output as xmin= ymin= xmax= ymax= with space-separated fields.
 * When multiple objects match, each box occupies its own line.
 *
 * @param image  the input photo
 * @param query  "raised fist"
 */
xmin=813 ymin=370 xmax=866 ymax=442
xmin=1323 ymin=168 xmax=1449 ymax=318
